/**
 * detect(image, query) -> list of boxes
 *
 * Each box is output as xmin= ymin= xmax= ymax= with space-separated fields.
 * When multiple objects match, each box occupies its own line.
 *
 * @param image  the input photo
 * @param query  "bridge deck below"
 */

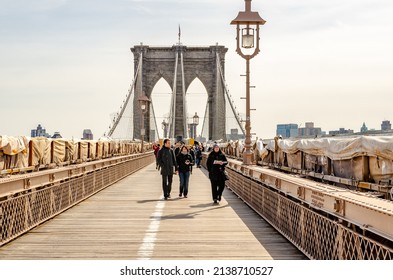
xmin=0 ymin=163 xmax=306 ymax=260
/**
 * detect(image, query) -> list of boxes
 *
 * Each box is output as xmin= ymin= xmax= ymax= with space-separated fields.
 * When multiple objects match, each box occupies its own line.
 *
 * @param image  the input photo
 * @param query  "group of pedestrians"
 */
xmin=154 ymin=139 xmax=228 ymax=204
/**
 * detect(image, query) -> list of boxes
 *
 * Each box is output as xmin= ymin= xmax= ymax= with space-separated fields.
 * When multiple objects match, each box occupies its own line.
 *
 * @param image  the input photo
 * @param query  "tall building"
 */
xmin=298 ymin=122 xmax=322 ymax=137
xmin=227 ymin=128 xmax=243 ymax=141
xmin=276 ymin=124 xmax=298 ymax=138
xmin=82 ymin=129 xmax=93 ymax=140
xmin=381 ymin=120 xmax=391 ymax=131
xmin=31 ymin=124 xmax=51 ymax=138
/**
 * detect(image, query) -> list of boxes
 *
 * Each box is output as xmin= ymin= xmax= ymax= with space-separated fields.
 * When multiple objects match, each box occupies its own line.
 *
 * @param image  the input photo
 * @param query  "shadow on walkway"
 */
xmin=200 ymin=166 xmax=307 ymax=260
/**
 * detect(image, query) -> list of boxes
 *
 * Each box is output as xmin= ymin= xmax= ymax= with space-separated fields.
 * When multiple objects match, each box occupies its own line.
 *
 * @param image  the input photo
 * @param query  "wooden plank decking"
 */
xmin=0 ymin=163 xmax=306 ymax=260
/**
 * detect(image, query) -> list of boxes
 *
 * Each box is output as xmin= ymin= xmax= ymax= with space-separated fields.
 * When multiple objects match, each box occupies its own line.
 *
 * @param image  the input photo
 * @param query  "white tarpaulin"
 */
xmin=265 ymin=136 xmax=393 ymax=161
xmin=0 ymin=135 xmax=29 ymax=155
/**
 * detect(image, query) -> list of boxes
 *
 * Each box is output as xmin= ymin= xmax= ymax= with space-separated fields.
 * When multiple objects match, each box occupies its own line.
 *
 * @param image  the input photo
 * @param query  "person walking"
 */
xmin=195 ymin=145 xmax=202 ymax=168
xmin=157 ymin=139 xmax=178 ymax=200
xmin=176 ymin=145 xmax=194 ymax=198
xmin=153 ymin=143 xmax=161 ymax=170
xmin=188 ymin=145 xmax=195 ymax=174
xmin=206 ymin=144 xmax=228 ymax=204
xmin=174 ymin=142 xmax=181 ymax=156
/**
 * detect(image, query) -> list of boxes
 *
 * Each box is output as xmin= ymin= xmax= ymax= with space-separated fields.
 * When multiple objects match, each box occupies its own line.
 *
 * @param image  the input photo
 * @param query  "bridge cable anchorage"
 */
xmin=216 ymin=51 xmax=246 ymax=136
xmin=107 ymin=54 xmax=142 ymax=137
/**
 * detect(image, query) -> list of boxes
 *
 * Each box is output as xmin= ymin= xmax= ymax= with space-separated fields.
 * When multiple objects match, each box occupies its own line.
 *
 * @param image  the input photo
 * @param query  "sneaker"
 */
xmin=218 ymin=195 xmax=221 ymax=201
xmin=179 ymin=193 xmax=182 ymax=197
xmin=213 ymin=199 xmax=218 ymax=204
xmin=184 ymin=195 xmax=187 ymax=198
xmin=164 ymin=197 xmax=168 ymax=200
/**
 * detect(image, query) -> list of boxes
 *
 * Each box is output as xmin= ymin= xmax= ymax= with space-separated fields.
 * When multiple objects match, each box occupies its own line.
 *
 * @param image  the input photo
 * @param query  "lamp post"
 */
xmin=192 ymin=112 xmax=199 ymax=139
xmin=161 ymin=119 xmax=169 ymax=138
xmin=138 ymin=93 xmax=150 ymax=153
xmin=231 ymin=0 xmax=265 ymax=165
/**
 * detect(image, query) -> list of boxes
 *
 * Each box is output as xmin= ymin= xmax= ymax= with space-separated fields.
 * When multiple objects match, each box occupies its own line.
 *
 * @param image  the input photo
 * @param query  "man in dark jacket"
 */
xmin=157 ymin=139 xmax=178 ymax=200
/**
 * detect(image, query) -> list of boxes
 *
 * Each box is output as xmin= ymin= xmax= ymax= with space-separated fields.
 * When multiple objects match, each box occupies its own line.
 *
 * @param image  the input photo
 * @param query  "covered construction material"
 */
xmin=1 ymin=135 xmax=152 ymax=173
xmin=0 ymin=136 xmax=29 ymax=169
xmin=264 ymin=136 xmax=393 ymax=161
xmin=30 ymin=137 xmax=51 ymax=166
xmin=258 ymin=136 xmax=393 ymax=185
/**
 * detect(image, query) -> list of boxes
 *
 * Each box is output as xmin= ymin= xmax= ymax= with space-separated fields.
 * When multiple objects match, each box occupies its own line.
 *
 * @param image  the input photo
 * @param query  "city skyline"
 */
xmin=276 ymin=120 xmax=392 ymax=139
xmin=1 ymin=0 xmax=392 ymax=139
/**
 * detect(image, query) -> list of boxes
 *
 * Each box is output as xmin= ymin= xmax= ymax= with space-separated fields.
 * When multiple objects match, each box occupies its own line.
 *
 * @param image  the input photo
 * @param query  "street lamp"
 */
xmin=192 ymin=112 xmax=199 ymax=139
xmin=138 ymin=93 xmax=150 ymax=153
xmin=161 ymin=119 xmax=169 ymax=138
xmin=231 ymin=0 xmax=265 ymax=165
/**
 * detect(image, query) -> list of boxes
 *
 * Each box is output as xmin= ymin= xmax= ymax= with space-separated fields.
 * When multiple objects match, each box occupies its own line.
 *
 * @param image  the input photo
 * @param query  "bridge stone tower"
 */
xmin=131 ymin=44 xmax=228 ymax=141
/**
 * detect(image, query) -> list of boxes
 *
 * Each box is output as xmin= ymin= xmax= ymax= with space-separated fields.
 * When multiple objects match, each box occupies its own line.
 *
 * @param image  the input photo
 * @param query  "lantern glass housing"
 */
xmin=242 ymin=28 xmax=254 ymax=48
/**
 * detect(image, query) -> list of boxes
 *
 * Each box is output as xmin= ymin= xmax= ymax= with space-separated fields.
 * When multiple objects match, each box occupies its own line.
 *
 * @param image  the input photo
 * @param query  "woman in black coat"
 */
xmin=206 ymin=144 xmax=228 ymax=203
xmin=176 ymin=145 xmax=194 ymax=198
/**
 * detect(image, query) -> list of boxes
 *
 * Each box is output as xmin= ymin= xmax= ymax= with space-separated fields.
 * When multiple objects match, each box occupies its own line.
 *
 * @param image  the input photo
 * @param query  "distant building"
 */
xmin=276 ymin=124 xmax=298 ymax=138
xmin=82 ymin=129 xmax=93 ymax=140
xmin=227 ymin=128 xmax=244 ymax=141
xmin=381 ymin=120 xmax=391 ymax=131
xmin=329 ymin=128 xmax=354 ymax=136
xmin=298 ymin=122 xmax=322 ymax=137
xmin=360 ymin=122 xmax=368 ymax=133
xmin=52 ymin=132 xmax=62 ymax=139
xmin=31 ymin=124 xmax=51 ymax=138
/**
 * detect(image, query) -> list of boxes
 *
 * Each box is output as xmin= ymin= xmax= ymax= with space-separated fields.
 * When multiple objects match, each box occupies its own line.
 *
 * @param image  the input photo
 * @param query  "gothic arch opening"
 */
xmin=151 ymin=77 xmax=172 ymax=139
xmin=186 ymin=77 xmax=208 ymax=139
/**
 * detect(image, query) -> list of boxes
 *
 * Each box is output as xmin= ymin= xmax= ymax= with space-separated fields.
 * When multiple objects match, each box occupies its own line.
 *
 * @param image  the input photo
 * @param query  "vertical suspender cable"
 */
xmin=216 ymin=51 xmax=246 ymax=136
xmin=108 ymin=53 xmax=142 ymax=137
xmin=180 ymin=50 xmax=188 ymax=139
xmin=150 ymin=101 xmax=160 ymax=140
xmin=169 ymin=48 xmax=179 ymax=139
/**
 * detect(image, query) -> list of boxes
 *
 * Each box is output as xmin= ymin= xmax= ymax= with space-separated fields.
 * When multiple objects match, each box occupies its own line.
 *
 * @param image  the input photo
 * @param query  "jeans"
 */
xmin=179 ymin=171 xmax=190 ymax=196
xmin=195 ymin=157 xmax=201 ymax=167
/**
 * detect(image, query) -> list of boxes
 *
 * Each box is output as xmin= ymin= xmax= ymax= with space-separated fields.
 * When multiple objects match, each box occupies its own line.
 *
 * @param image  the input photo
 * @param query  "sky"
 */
xmin=1 ymin=0 xmax=393 ymax=140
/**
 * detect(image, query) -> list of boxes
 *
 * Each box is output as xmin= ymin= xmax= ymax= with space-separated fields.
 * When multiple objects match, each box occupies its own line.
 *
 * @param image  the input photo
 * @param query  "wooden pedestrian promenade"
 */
xmin=0 ymin=163 xmax=306 ymax=260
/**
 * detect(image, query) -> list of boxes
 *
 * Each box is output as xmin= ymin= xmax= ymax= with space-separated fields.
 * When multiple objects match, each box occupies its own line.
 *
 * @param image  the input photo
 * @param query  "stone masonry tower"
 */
xmin=131 ymin=44 xmax=228 ymax=141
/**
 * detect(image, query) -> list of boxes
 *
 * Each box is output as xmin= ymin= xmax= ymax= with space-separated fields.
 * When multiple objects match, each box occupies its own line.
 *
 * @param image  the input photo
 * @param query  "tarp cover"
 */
xmin=52 ymin=139 xmax=66 ymax=164
xmin=264 ymin=136 xmax=393 ymax=161
xmin=31 ymin=137 xmax=51 ymax=166
xmin=0 ymin=135 xmax=29 ymax=155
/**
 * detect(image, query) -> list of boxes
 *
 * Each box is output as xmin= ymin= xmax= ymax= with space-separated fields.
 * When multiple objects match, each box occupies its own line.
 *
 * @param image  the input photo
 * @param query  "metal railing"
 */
xmin=225 ymin=167 xmax=393 ymax=259
xmin=0 ymin=153 xmax=154 ymax=246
